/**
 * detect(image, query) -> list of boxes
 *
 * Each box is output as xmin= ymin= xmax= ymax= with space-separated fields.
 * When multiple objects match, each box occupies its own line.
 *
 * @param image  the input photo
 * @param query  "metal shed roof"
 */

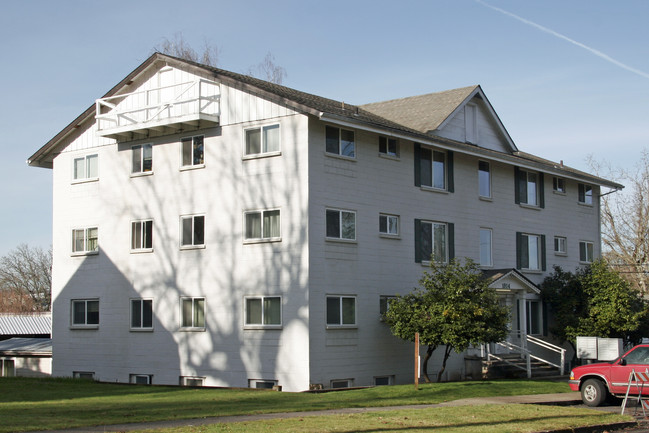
xmin=0 ymin=313 xmax=51 ymax=336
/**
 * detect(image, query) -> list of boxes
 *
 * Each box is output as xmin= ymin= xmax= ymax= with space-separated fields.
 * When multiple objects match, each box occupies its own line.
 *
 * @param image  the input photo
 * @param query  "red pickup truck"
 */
xmin=569 ymin=344 xmax=649 ymax=406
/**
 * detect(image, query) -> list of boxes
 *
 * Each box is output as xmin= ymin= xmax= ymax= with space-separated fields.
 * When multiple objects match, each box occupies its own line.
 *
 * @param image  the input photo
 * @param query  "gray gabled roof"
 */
xmin=0 ymin=313 xmax=51 ymax=336
xmin=0 ymin=337 xmax=52 ymax=356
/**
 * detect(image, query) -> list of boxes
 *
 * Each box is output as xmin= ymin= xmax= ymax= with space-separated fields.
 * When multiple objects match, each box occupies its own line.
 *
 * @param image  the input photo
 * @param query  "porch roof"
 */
xmin=483 ymin=268 xmax=540 ymax=294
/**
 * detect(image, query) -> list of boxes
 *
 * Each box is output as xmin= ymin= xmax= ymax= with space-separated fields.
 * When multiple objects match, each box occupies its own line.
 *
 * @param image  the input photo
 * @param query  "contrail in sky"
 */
xmin=475 ymin=0 xmax=649 ymax=80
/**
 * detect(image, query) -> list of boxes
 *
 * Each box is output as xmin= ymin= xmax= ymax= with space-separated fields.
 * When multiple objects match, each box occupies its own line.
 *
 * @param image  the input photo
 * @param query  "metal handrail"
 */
xmin=526 ymin=334 xmax=567 ymax=375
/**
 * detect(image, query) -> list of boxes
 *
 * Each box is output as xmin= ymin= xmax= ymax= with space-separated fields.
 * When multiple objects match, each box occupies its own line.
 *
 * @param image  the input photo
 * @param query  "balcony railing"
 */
xmin=95 ymin=79 xmax=220 ymax=139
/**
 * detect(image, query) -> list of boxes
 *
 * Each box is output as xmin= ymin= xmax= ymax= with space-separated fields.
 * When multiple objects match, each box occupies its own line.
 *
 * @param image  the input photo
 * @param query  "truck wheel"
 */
xmin=581 ymin=378 xmax=607 ymax=407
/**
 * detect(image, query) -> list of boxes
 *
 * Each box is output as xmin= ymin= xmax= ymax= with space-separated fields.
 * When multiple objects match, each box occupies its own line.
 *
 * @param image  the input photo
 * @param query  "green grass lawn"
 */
xmin=0 ymin=377 xmax=623 ymax=433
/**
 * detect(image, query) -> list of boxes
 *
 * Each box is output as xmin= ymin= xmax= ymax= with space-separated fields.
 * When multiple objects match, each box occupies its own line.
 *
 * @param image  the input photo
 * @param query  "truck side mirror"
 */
xmin=619 ymin=358 xmax=627 ymax=366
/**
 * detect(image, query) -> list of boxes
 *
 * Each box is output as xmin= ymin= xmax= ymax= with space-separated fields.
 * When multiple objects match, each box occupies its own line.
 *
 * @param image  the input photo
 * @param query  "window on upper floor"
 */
xmin=414 ymin=144 xmax=453 ymax=192
xmin=245 ymin=124 xmax=280 ymax=157
xmin=244 ymin=210 xmax=281 ymax=242
xmin=554 ymin=236 xmax=567 ymax=255
xmin=414 ymin=219 xmax=454 ymax=264
xmin=181 ymin=136 xmax=204 ymax=168
xmin=180 ymin=215 xmax=205 ymax=248
xmin=181 ymin=297 xmax=205 ymax=329
xmin=515 ymin=168 xmax=544 ymax=208
xmin=578 ymin=183 xmax=593 ymax=205
xmin=480 ymin=228 xmax=492 ymax=267
xmin=132 ymin=144 xmax=152 ymax=174
xmin=479 ymin=161 xmax=491 ymax=198
xmin=245 ymin=296 xmax=281 ymax=327
xmin=553 ymin=177 xmax=566 ymax=194
xmin=71 ymin=299 xmax=99 ymax=327
xmin=378 ymin=136 xmax=399 ymax=157
xmin=379 ymin=295 xmax=396 ymax=318
xmin=131 ymin=299 xmax=153 ymax=330
xmin=131 ymin=220 xmax=153 ymax=252
xmin=72 ymin=227 xmax=98 ymax=255
xmin=579 ymin=241 xmax=594 ymax=263
xmin=379 ymin=214 xmax=399 ymax=237
xmin=326 ymin=209 xmax=356 ymax=241
xmin=326 ymin=295 xmax=356 ymax=327
xmin=325 ymin=126 xmax=355 ymax=158
xmin=516 ymin=232 xmax=546 ymax=272
xmin=73 ymin=154 xmax=98 ymax=182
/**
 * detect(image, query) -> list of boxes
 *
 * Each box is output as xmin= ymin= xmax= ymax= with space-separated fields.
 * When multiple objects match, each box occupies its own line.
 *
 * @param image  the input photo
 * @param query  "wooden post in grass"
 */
xmin=414 ymin=332 xmax=419 ymax=390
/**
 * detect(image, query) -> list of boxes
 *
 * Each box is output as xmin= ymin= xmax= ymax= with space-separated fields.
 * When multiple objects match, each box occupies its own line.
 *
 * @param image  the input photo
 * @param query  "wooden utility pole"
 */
xmin=414 ymin=332 xmax=419 ymax=390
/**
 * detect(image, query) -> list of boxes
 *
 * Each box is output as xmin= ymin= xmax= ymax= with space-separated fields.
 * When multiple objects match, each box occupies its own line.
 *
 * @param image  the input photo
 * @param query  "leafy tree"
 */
xmin=541 ymin=260 xmax=649 ymax=350
xmin=385 ymin=259 xmax=509 ymax=382
xmin=0 ymin=244 xmax=52 ymax=312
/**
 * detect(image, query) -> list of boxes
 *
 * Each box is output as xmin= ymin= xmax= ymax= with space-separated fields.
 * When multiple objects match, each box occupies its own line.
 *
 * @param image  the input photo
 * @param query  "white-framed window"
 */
xmin=374 ymin=375 xmax=394 ymax=386
xmin=330 ymin=379 xmax=353 ymax=389
xmin=526 ymin=300 xmax=543 ymax=335
xmin=180 ymin=297 xmax=205 ymax=329
xmin=130 ymin=374 xmax=152 ymax=385
xmin=72 ymin=227 xmax=98 ymax=255
xmin=244 ymin=209 xmax=281 ymax=242
xmin=249 ymin=379 xmax=278 ymax=389
xmin=415 ymin=220 xmax=451 ymax=264
xmin=71 ymin=299 xmax=99 ymax=327
xmin=180 ymin=215 xmax=205 ymax=248
xmin=73 ymin=154 xmax=98 ymax=182
xmin=554 ymin=236 xmax=567 ymax=255
xmin=73 ymin=371 xmax=95 ymax=380
xmin=578 ymin=183 xmax=593 ymax=205
xmin=579 ymin=241 xmax=594 ymax=263
xmin=245 ymin=124 xmax=280 ymax=157
xmin=181 ymin=135 xmax=204 ymax=168
xmin=479 ymin=228 xmax=492 ymax=267
xmin=131 ymin=299 xmax=153 ymax=330
xmin=326 ymin=295 xmax=356 ymax=327
xmin=131 ymin=220 xmax=153 ymax=251
xmin=379 ymin=295 xmax=396 ymax=318
xmin=553 ymin=177 xmax=566 ymax=194
xmin=1 ymin=359 xmax=15 ymax=377
xmin=517 ymin=233 xmax=545 ymax=271
xmin=245 ymin=296 xmax=282 ymax=327
xmin=378 ymin=136 xmax=398 ymax=157
xmin=326 ymin=209 xmax=356 ymax=241
xmin=478 ymin=161 xmax=491 ymax=198
xmin=180 ymin=376 xmax=204 ymax=386
xmin=379 ymin=214 xmax=399 ymax=236
xmin=515 ymin=168 xmax=544 ymax=207
xmin=132 ymin=144 xmax=152 ymax=174
xmin=325 ymin=125 xmax=355 ymax=158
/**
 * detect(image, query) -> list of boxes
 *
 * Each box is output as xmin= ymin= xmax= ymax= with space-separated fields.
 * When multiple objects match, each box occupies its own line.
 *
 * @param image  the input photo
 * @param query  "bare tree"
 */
xmin=590 ymin=151 xmax=649 ymax=293
xmin=0 ymin=244 xmax=52 ymax=312
xmin=247 ymin=52 xmax=287 ymax=85
xmin=154 ymin=33 xmax=219 ymax=67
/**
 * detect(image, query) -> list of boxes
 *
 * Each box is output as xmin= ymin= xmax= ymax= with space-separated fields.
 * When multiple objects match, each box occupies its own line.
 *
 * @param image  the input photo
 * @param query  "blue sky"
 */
xmin=1 ymin=0 xmax=648 ymax=256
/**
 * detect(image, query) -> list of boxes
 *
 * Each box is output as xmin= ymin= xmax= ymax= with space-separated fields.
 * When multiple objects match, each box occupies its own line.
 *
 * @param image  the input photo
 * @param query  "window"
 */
xmin=131 ymin=220 xmax=153 ymax=251
xmin=73 ymin=371 xmax=95 ymax=380
xmin=181 ymin=297 xmax=205 ymax=329
xmin=181 ymin=136 xmax=204 ymax=167
xmin=72 ymin=227 xmax=98 ymax=254
xmin=326 ymin=296 xmax=356 ymax=327
xmin=331 ymin=379 xmax=353 ymax=389
xmin=181 ymin=215 xmax=205 ymax=248
xmin=526 ymin=300 xmax=543 ymax=335
xmin=554 ymin=236 xmax=567 ymax=255
xmin=578 ymin=183 xmax=593 ymax=205
xmin=325 ymin=125 xmax=355 ymax=158
xmin=374 ymin=375 xmax=394 ymax=386
xmin=379 ymin=295 xmax=396 ymax=318
xmin=244 ymin=210 xmax=280 ymax=241
xmin=515 ymin=168 xmax=544 ymax=207
xmin=245 ymin=124 xmax=280 ymax=156
xmin=379 ymin=214 xmax=399 ymax=236
xmin=132 ymin=144 xmax=152 ymax=174
xmin=414 ymin=144 xmax=453 ymax=192
xmin=71 ymin=299 xmax=99 ymax=327
xmin=1 ymin=359 xmax=15 ymax=377
xmin=379 ymin=136 xmax=398 ymax=157
xmin=414 ymin=219 xmax=454 ymax=264
xmin=553 ymin=177 xmax=566 ymax=193
xmin=131 ymin=299 xmax=153 ymax=330
xmin=245 ymin=296 xmax=281 ymax=327
xmin=580 ymin=241 xmax=594 ymax=263
xmin=73 ymin=154 xmax=98 ymax=181
xmin=249 ymin=379 xmax=278 ymax=389
xmin=130 ymin=374 xmax=152 ymax=385
xmin=326 ymin=209 xmax=356 ymax=240
xmin=479 ymin=228 xmax=492 ymax=267
xmin=516 ymin=233 xmax=546 ymax=271
xmin=180 ymin=376 xmax=204 ymax=386
xmin=478 ymin=161 xmax=491 ymax=198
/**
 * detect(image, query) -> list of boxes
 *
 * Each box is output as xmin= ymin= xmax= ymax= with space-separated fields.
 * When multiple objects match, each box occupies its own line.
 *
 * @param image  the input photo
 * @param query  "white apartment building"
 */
xmin=28 ymin=53 xmax=621 ymax=391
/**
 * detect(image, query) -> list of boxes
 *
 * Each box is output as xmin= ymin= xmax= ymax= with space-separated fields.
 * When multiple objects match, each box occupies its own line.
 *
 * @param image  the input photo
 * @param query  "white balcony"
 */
xmin=96 ymin=79 xmax=220 ymax=140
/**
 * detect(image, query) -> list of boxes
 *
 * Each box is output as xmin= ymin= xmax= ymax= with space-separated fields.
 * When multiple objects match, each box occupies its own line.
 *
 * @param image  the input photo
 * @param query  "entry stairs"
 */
xmin=482 ymin=334 xmax=567 ymax=379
